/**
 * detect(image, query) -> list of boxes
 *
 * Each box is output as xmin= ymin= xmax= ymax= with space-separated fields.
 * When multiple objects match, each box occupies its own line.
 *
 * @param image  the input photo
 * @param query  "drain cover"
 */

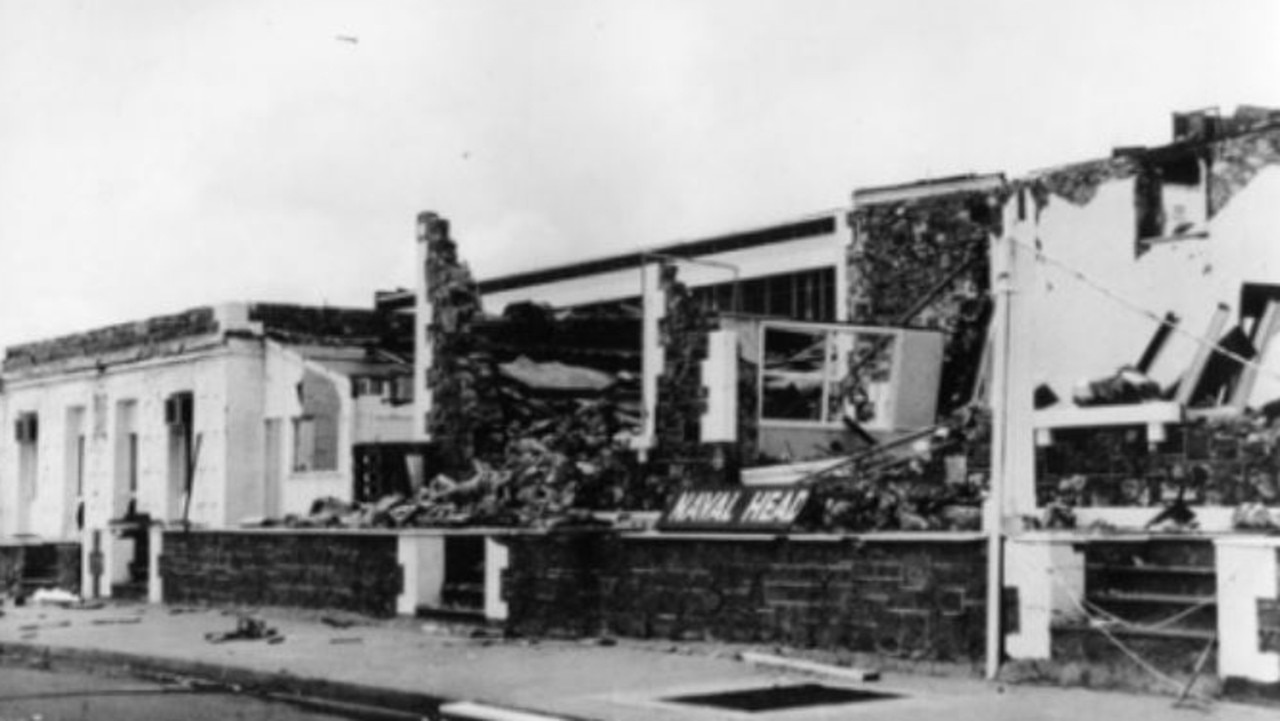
xmin=663 ymin=683 xmax=898 ymax=712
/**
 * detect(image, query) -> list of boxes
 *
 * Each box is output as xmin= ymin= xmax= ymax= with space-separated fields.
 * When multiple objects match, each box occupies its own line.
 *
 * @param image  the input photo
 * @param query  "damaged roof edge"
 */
xmin=3 ymin=301 xmax=413 ymax=376
xmin=852 ymin=173 xmax=1007 ymax=208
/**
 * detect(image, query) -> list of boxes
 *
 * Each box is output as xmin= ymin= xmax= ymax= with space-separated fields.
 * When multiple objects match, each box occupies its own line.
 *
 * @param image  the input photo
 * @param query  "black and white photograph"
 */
xmin=1 ymin=1 xmax=1280 ymax=719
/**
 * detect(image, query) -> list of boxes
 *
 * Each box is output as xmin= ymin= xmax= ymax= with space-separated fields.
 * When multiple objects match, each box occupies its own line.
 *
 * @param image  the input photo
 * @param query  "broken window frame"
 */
xmin=1135 ymin=149 xmax=1210 ymax=252
xmin=758 ymin=320 xmax=901 ymax=430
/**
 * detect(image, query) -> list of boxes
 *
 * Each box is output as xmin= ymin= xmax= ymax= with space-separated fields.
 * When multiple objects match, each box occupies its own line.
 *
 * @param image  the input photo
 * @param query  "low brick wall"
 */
xmin=159 ymin=531 xmax=402 ymax=617
xmin=0 ymin=542 xmax=82 ymax=597
xmin=502 ymin=532 xmax=987 ymax=662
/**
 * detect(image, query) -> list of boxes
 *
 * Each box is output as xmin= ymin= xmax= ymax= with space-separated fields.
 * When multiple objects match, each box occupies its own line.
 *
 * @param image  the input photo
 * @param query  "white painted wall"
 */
xmin=1216 ymin=536 xmax=1280 ymax=682
xmin=0 ymin=347 xmax=245 ymax=540
xmin=353 ymin=395 xmax=415 ymax=444
xmin=1022 ymin=168 xmax=1280 ymax=394
xmin=262 ymin=341 xmax=358 ymax=516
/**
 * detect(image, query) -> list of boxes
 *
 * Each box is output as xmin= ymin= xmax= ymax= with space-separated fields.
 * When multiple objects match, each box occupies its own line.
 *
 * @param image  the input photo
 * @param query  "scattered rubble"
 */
xmin=204 ymin=615 xmax=281 ymax=644
xmin=805 ymin=406 xmax=990 ymax=532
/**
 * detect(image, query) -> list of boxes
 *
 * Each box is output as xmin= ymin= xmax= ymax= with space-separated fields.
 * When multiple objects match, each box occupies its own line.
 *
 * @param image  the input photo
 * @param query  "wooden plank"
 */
xmin=739 ymin=651 xmax=881 ymax=682
xmin=1231 ymin=299 xmax=1280 ymax=410
xmin=1174 ymin=304 xmax=1229 ymax=406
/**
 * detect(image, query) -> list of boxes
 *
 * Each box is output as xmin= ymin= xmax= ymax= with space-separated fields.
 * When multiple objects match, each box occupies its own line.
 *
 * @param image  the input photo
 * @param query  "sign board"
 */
xmin=657 ymin=485 xmax=813 ymax=533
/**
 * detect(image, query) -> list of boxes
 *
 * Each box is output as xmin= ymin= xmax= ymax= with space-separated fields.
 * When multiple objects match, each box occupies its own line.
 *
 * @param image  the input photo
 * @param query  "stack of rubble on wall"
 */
xmin=848 ymin=187 xmax=999 ymax=415
xmin=651 ymin=262 xmax=738 ymax=491
xmin=3 ymin=307 xmax=219 ymax=375
xmin=804 ymin=405 xmax=990 ymax=533
xmin=421 ymin=213 xmax=503 ymax=471
xmin=308 ymin=216 xmax=648 ymax=528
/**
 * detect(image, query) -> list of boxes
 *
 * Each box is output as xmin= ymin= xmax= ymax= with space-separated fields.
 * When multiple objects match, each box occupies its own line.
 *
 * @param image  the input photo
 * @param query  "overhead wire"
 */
xmin=1006 ymin=233 xmax=1280 ymax=387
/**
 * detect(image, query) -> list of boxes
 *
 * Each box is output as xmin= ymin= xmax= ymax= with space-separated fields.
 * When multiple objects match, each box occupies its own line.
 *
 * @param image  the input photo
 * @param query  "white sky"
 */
xmin=1 ymin=0 xmax=1278 ymax=347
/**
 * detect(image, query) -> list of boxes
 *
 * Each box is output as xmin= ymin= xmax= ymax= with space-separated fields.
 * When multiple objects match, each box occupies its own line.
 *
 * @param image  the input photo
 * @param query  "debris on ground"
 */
xmin=204 ymin=615 xmax=281 ymax=644
xmin=30 ymin=588 xmax=82 ymax=608
xmin=90 ymin=617 xmax=143 ymax=625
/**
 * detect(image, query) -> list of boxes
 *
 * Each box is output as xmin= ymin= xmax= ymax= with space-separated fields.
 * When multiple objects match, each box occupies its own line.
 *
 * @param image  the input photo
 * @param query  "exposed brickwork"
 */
xmin=421 ymin=214 xmax=503 ymax=472
xmin=652 ymin=262 xmax=733 ymax=486
xmin=502 ymin=533 xmax=987 ymax=662
xmin=160 ymin=532 xmax=402 ymax=617
xmin=848 ymin=190 xmax=998 ymax=415
xmin=3 ymin=307 xmax=218 ymax=373
xmin=249 ymin=303 xmax=413 ymax=350
xmin=1036 ymin=417 xmax=1280 ymax=507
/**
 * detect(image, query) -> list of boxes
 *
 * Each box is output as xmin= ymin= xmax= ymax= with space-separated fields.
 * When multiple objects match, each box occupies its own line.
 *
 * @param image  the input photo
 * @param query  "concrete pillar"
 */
xmin=1216 ymin=537 xmax=1280 ymax=683
xmin=147 ymin=525 xmax=164 ymax=603
xmin=1004 ymin=532 xmax=1086 ymax=659
xmin=484 ymin=536 xmax=510 ymax=622
xmin=397 ymin=533 xmax=445 ymax=616
xmin=634 ymin=262 xmax=664 ymax=457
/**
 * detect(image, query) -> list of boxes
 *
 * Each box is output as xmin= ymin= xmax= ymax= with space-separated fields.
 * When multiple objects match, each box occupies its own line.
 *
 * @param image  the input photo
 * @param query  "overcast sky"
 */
xmin=1 ymin=0 xmax=1278 ymax=347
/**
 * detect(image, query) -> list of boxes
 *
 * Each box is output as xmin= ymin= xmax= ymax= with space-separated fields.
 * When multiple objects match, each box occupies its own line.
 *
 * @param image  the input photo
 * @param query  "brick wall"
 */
xmin=502 ymin=532 xmax=987 ymax=662
xmin=160 ymin=531 xmax=402 ymax=617
xmin=848 ymin=190 xmax=997 ymax=415
xmin=1036 ymin=416 xmax=1280 ymax=507
xmin=0 ymin=542 xmax=82 ymax=596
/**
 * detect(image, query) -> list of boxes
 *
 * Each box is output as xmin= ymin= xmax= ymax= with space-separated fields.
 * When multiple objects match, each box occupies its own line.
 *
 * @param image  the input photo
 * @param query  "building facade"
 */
xmin=0 ymin=302 xmax=414 ymax=595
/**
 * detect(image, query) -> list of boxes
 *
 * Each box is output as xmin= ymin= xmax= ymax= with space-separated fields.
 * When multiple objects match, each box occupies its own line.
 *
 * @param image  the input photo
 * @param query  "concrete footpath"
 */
xmin=0 ymin=600 xmax=1272 ymax=721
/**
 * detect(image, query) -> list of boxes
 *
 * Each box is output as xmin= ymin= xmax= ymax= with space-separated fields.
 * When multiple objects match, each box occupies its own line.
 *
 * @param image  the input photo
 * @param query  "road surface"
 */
xmin=0 ymin=666 xmax=356 ymax=721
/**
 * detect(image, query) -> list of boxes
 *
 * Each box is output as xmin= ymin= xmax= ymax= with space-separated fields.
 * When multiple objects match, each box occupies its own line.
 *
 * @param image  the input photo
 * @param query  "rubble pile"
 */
xmin=805 ymin=406 xmax=990 ymax=532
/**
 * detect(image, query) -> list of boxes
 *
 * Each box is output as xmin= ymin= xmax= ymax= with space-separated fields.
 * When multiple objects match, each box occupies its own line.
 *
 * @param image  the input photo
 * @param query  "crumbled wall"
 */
xmin=3 ymin=307 xmax=219 ymax=374
xmin=249 ymin=303 xmax=412 ymax=350
xmin=848 ymin=192 xmax=998 ymax=414
xmin=1209 ymin=126 xmax=1280 ymax=217
xmin=421 ymin=217 xmax=502 ymax=472
xmin=1037 ymin=416 xmax=1280 ymax=510
xmin=651 ymin=262 xmax=736 ymax=487
xmin=297 ymin=368 xmax=342 ymax=471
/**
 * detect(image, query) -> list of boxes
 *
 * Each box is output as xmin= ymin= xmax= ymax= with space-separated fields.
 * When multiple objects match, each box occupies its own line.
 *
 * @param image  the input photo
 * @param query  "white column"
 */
xmin=484 ymin=536 xmax=510 ymax=622
xmin=634 ymin=262 xmax=665 ymax=457
xmin=397 ymin=533 xmax=445 ymax=616
xmin=1004 ymin=533 xmax=1086 ymax=659
xmin=1216 ymin=537 xmax=1280 ymax=683
xmin=147 ymin=525 xmax=164 ymax=603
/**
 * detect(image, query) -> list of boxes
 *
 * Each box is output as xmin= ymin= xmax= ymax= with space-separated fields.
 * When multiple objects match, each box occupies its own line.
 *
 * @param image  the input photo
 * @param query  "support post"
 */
xmin=985 ymin=229 xmax=1016 ymax=680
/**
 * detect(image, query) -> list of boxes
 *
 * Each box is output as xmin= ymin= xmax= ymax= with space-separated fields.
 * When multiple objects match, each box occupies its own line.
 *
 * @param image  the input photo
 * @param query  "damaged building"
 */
xmin=997 ymin=106 xmax=1280 ymax=693
xmin=3 ymin=103 xmax=1280 ymax=698
xmin=0 ymin=301 xmax=414 ymax=597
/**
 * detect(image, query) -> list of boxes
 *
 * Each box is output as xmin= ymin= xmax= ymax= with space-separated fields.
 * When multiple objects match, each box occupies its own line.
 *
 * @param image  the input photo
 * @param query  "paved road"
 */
xmin=0 ymin=667 xmax=353 ymax=721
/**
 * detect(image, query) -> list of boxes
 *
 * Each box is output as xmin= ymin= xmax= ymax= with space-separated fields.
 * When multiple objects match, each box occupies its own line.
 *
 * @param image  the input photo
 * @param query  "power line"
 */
xmin=1006 ymin=234 xmax=1280 ymax=388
